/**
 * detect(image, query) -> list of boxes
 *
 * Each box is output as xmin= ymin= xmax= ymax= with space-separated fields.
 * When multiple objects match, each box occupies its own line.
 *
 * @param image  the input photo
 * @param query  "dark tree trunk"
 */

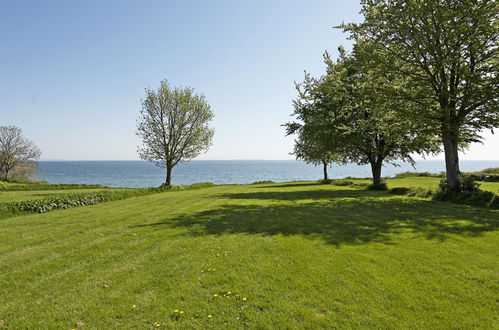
xmin=442 ymin=126 xmax=460 ymax=190
xmin=165 ymin=165 xmax=173 ymax=186
xmin=323 ymin=162 xmax=328 ymax=181
xmin=370 ymin=159 xmax=383 ymax=188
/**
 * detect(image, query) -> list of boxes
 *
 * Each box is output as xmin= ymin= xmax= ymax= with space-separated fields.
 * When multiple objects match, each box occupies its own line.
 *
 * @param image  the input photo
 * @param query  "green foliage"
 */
xmin=366 ymin=182 xmax=388 ymax=191
xmin=159 ymin=182 xmax=216 ymax=190
xmin=2 ymin=182 xmax=109 ymax=191
xmin=9 ymin=193 xmax=111 ymax=213
xmin=390 ymin=187 xmax=433 ymax=198
xmin=287 ymin=41 xmax=439 ymax=187
xmin=434 ymin=178 xmax=498 ymax=209
xmin=137 ymin=80 xmax=215 ymax=186
xmin=463 ymin=168 xmax=499 ymax=182
xmin=6 ymin=189 xmax=156 ymax=214
xmin=343 ymin=0 xmax=499 ymax=188
xmin=331 ymin=180 xmax=354 ymax=186
xmin=394 ymin=171 xmax=444 ymax=178
xmin=251 ymin=180 xmax=275 ymax=184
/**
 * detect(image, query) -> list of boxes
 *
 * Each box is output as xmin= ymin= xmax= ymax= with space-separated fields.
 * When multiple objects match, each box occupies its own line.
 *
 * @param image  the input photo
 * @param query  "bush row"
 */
xmin=394 ymin=168 xmax=499 ymax=182
xmin=0 ymin=182 xmax=109 ymax=191
xmin=2 ymin=182 xmax=218 ymax=216
xmin=10 ymin=193 xmax=111 ymax=213
xmin=390 ymin=177 xmax=499 ymax=209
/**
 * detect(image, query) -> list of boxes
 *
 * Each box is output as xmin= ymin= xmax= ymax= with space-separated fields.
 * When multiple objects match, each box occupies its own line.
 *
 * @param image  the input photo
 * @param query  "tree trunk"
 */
xmin=370 ymin=159 xmax=383 ymax=188
xmin=323 ymin=162 xmax=328 ymax=181
xmin=165 ymin=165 xmax=173 ymax=186
xmin=442 ymin=127 xmax=460 ymax=190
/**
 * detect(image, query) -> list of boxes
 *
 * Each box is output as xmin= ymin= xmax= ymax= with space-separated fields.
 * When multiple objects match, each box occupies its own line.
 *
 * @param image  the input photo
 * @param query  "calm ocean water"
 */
xmin=36 ymin=160 xmax=499 ymax=188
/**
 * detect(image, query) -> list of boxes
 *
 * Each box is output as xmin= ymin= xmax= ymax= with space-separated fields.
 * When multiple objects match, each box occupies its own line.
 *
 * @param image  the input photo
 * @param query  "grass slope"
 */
xmin=0 ymin=180 xmax=498 ymax=329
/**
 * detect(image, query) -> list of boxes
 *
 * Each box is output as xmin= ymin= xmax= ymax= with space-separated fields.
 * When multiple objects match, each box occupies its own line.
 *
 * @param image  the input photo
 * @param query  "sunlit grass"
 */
xmin=0 ymin=179 xmax=498 ymax=328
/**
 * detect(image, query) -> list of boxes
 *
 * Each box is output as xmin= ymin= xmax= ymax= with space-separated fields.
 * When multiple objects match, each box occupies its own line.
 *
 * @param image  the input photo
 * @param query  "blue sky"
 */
xmin=1 ymin=0 xmax=497 ymax=160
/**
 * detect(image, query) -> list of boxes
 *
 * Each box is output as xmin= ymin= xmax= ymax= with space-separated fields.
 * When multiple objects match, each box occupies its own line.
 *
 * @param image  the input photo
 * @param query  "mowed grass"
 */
xmin=0 ymin=179 xmax=498 ymax=329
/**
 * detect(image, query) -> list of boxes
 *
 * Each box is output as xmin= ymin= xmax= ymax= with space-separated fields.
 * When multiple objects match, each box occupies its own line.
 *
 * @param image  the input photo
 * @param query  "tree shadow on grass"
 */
xmin=135 ymin=189 xmax=499 ymax=246
xmin=216 ymin=189 xmax=385 ymax=201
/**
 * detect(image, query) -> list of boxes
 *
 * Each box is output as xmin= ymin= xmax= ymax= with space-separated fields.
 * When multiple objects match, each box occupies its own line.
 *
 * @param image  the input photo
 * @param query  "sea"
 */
xmin=36 ymin=160 xmax=499 ymax=188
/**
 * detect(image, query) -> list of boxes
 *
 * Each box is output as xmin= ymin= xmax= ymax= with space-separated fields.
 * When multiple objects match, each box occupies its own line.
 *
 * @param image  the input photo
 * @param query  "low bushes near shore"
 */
xmin=395 ymin=168 xmax=499 ymax=182
xmin=1 ymin=182 xmax=217 ymax=217
xmin=0 ymin=181 xmax=109 ymax=191
xmin=390 ymin=177 xmax=499 ymax=209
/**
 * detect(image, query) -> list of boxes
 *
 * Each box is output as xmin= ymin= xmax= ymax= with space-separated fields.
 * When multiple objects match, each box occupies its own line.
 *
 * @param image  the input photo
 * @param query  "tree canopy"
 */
xmin=342 ymin=0 xmax=499 ymax=189
xmin=137 ymin=80 xmax=214 ymax=186
xmin=0 ymin=126 xmax=41 ymax=181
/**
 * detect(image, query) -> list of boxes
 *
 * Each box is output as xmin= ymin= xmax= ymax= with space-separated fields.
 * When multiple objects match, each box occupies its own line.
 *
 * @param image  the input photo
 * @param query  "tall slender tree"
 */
xmin=285 ymin=73 xmax=341 ymax=181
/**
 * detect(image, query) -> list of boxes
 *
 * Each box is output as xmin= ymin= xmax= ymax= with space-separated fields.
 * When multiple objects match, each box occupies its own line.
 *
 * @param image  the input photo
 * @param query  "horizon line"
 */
xmin=38 ymin=159 xmax=499 ymax=162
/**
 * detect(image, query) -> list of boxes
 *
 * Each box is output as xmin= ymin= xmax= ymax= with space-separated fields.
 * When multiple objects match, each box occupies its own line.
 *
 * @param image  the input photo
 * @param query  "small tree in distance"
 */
xmin=137 ymin=80 xmax=214 ymax=186
xmin=285 ymin=74 xmax=340 ymax=181
xmin=0 ymin=126 xmax=41 ymax=181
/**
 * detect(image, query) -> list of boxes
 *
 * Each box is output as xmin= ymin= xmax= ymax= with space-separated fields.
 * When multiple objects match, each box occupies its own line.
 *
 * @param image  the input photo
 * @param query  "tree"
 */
xmin=136 ymin=80 xmax=214 ymax=186
xmin=287 ymin=45 xmax=439 ymax=188
xmin=343 ymin=0 xmax=499 ymax=189
xmin=285 ymin=74 xmax=341 ymax=181
xmin=0 ymin=126 xmax=41 ymax=181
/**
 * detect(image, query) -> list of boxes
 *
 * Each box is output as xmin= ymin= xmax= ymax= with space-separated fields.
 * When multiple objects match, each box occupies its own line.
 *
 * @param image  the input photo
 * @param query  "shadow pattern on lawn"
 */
xmin=136 ymin=189 xmax=499 ymax=246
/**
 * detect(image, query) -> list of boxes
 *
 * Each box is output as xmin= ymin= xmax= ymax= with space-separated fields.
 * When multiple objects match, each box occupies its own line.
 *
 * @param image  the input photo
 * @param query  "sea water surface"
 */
xmin=36 ymin=160 xmax=499 ymax=188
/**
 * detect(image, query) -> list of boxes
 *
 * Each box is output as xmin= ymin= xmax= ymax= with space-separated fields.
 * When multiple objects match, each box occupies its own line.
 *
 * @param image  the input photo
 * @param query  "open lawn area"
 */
xmin=1 ymin=178 xmax=498 ymax=328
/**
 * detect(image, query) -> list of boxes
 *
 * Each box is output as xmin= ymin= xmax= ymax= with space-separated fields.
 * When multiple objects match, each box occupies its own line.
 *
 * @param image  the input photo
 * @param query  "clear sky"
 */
xmin=1 ymin=0 xmax=497 ymax=160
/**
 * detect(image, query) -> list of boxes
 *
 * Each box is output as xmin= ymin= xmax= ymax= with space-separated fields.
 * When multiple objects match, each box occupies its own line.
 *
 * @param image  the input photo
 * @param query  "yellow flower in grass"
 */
xmin=242 ymin=297 xmax=247 ymax=301
xmin=174 ymin=309 xmax=179 ymax=313
xmin=179 ymin=311 xmax=184 ymax=314
xmin=207 ymin=314 xmax=213 ymax=318
xmin=213 ymin=294 xmax=219 ymax=297
xmin=132 ymin=304 xmax=137 ymax=308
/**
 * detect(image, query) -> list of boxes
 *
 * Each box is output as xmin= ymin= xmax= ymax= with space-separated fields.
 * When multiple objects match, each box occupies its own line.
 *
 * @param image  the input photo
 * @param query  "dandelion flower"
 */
xmin=132 ymin=304 xmax=137 ymax=308
xmin=174 ymin=309 xmax=179 ymax=313
xmin=208 ymin=315 xmax=213 ymax=318
xmin=242 ymin=297 xmax=247 ymax=301
xmin=179 ymin=311 xmax=184 ymax=314
xmin=213 ymin=294 xmax=218 ymax=297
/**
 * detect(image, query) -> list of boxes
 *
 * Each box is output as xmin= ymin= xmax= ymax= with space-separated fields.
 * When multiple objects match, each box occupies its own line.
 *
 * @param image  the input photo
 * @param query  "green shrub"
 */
xmin=252 ymin=180 xmax=275 ymax=184
xmin=395 ymin=171 xmax=443 ymax=178
xmin=434 ymin=178 xmax=498 ymax=209
xmin=9 ymin=193 xmax=111 ymax=213
xmin=366 ymin=182 xmax=388 ymax=191
xmin=4 ymin=182 xmax=109 ymax=191
xmin=390 ymin=187 xmax=433 ymax=198
xmin=390 ymin=187 xmax=410 ymax=195
xmin=159 ymin=182 xmax=216 ymax=190
xmin=331 ymin=180 xmax=354 ymax=186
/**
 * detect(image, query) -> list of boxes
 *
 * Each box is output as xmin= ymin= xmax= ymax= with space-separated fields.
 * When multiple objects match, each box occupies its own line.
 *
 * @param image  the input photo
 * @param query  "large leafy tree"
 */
xmin=287 ymin=45 xmax=438 ymax=188
xmin=326 ymin=44 xmax=438 ymax=187
xmin=343 ymin=0 xmax=499 ymax=189
xmin=137 ymin=80 xmax=214 ymax=186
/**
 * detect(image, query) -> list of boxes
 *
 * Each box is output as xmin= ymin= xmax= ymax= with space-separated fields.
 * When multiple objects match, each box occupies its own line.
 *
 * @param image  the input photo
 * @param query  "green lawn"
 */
xmin=0 ymin=179 xmax=498 ymax=329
